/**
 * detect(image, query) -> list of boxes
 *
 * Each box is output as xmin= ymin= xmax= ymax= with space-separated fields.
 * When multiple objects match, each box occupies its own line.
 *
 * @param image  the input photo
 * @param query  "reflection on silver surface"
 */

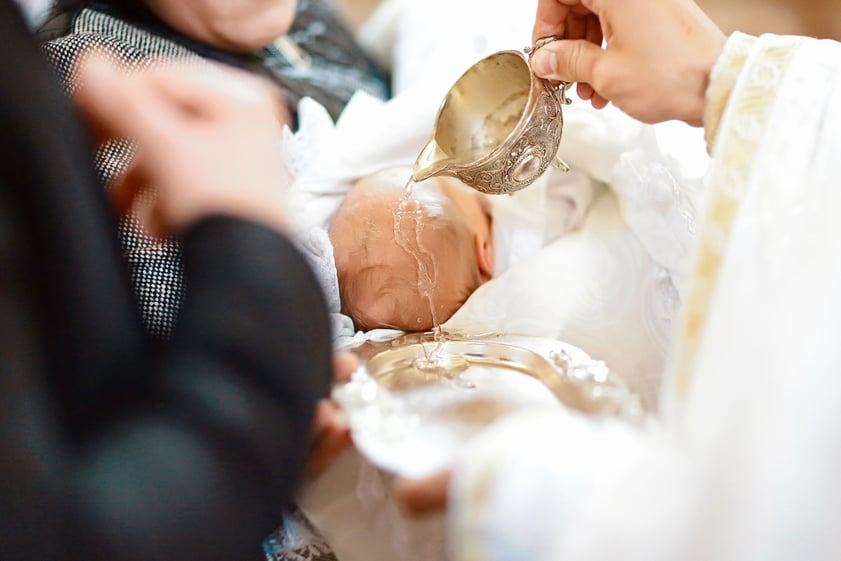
xmin=411 ymin=47 xmax=570 ymax=195
xmin=333 ymin=333 xmax=646 ymax=477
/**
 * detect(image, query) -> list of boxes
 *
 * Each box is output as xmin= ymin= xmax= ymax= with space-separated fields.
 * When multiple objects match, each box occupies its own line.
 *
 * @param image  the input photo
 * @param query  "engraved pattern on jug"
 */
xmin=456 ymin=89 xmax=564 ymax=194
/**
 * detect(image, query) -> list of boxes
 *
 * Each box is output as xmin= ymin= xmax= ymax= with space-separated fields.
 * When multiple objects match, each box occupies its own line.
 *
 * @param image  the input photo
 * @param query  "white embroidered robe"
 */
xmin=448 ymin=32 xmax=841 ymax=561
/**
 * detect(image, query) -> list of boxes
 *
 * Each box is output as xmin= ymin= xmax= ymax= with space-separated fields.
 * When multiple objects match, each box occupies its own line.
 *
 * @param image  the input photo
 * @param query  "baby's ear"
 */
xmin=473 ymin=232 xmax=494 ymax=280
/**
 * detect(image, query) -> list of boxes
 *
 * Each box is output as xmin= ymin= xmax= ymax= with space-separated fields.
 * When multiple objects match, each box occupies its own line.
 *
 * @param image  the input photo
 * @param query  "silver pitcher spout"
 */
xmin=412 ymin=138 xmax=456 ymax=182
xmin=412 ymin=39 xmax=571 ymax=195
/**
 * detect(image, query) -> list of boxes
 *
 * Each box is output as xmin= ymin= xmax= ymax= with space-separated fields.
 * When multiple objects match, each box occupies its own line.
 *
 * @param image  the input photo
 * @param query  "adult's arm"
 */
xmin=0 ymin=4 xmax=332 ymax=560
xmin=71 ymin=217 xmax=332 ymax=561
xmin=66 ymin=56 xmax=333 ymax=561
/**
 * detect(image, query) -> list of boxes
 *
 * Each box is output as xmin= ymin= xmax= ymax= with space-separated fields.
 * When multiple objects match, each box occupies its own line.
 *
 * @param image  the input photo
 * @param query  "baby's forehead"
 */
xmin=346 ymin=251 xmax=474 ymax=330
xmin=359 ymin=265 xmax=412 ymax=296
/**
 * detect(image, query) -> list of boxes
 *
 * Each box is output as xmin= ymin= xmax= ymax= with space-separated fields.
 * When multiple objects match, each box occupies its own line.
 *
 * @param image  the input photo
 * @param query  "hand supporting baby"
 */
xmin=304 ymin=353 xmax=357 ymax=480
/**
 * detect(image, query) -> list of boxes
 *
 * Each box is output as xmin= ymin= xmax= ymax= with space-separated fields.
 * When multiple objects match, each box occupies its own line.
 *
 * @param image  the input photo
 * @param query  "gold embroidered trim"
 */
xmin=703 ymin=32 xmax=758 ymax=153
xmin=668 ymin=34 xmax=806 ymax=410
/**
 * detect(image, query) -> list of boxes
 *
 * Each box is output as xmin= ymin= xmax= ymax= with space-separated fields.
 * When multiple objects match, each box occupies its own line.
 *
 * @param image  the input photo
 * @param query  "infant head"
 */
xmin=330 ymin=166 xmax=494 ymax=331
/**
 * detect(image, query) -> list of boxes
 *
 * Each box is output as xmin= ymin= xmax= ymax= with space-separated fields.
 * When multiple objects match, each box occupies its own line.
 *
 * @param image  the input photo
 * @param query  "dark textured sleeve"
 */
xmin=71 ymin=218 xmax=333 ymax=561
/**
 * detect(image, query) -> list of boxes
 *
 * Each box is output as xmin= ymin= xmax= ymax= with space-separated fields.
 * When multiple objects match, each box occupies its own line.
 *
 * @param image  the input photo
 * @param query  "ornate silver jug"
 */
xmin=412 ymin=39 xmax=571 ymax=195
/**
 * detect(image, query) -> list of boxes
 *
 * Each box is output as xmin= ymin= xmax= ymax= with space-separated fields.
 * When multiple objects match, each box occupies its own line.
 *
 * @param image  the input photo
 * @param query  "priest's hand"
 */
xmin=530 ymin=0 xmax=726 ymax=125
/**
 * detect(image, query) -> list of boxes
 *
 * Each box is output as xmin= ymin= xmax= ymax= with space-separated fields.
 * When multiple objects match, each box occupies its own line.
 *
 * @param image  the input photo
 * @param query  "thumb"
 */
xmin=530 ymin=39 xmax=603 ymax=84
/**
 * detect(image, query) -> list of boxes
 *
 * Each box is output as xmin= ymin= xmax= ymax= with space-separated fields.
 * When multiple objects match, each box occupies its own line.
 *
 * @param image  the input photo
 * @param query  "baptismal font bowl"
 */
xmin=333 ymin=333 xmax=645 ymax=478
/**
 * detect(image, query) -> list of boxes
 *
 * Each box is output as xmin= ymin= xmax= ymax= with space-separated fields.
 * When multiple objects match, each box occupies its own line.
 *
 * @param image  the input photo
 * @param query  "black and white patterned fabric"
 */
xmin=42 ymin=0 xmax=389 ymax=339
xmin=263 ymin=506 xmax=337 ymax=561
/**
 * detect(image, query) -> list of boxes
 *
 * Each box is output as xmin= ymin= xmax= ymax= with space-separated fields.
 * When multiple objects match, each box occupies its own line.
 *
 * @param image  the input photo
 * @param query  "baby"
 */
xmin=329 ymin=166 xmax=495 ymax=332
xmin=329 ymin=164 xmax=596 ymax=332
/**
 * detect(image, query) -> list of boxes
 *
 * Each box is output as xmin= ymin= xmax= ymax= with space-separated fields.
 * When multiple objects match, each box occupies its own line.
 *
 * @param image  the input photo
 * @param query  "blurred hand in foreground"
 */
xmin=304 ymin=352 xmax=358 ymax=480
xmin=75 ymin=53 xmax=292 ymax=237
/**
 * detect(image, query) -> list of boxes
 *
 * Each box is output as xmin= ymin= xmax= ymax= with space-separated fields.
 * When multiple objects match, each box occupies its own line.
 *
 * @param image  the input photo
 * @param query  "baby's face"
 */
xmin=330 ymin=169 xmax=485 ymax=331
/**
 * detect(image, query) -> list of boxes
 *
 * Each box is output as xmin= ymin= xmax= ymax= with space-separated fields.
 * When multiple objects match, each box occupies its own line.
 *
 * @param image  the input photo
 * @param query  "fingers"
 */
xmin=563 ymin=7 xmax=588 ymax=43
xmin=533 ymin=0 xmax=603 ymax=42
xmin=109 ymin=162 xmax=171 ymax=240
xmin=530 ymin=39 xmax=603 ymax=85
xmin=576 ymin=81 xmax=595 ymax=100
xmin=303 ymin=354 xmax=358 ymax=479
xmin=305 ymin=399 xmax=352 ymax=480
xmin=312 ymin=398 xmax=346 ymax=434
xmin=590 ymin=93 xmax=609 ymax=109
xmin=332 ymin=352 xmax=358 ymax=384
xmin=585 ymin=11 xmax=603 ymax=46
xmin=576 ymin=82 xmax=608 ymax=106
xmin=532 ymin=0 xmax=571 ymax=42
xmin=108 ymin=160 xmax=146 ymax=217
xmin=395 ymin=469 xmax=452 ymax=516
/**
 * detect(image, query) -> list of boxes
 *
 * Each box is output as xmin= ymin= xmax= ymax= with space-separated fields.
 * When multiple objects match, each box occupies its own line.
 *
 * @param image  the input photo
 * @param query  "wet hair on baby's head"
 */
xmin=338 ymin=200 xmax=472 ymax=330
xmin=333 ymin=180 xmax=480 ymax=329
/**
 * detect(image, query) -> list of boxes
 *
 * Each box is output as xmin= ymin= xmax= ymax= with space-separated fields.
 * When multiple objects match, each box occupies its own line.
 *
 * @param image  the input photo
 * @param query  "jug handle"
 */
xmin=527 ymin=37 xmax=572 ymax=173
xmin=554 ymin=80 xmax=571 ymax=172
xmin=554 ymin=82 xmax=571 ymax=172
xmin=557 ymin=81 xmax=573 ymax=105
xmin=553 ymin=156 xmax=570 ymax=172
xmin=526 ymin=36 xmax=573 ymax=105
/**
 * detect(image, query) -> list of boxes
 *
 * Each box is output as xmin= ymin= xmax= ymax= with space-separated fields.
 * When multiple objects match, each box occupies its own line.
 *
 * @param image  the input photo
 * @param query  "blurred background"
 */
xmin=697 ymin=0 xmax=841 ymax=40
xmin=336 ymin=0 xmax=841 ymax=40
